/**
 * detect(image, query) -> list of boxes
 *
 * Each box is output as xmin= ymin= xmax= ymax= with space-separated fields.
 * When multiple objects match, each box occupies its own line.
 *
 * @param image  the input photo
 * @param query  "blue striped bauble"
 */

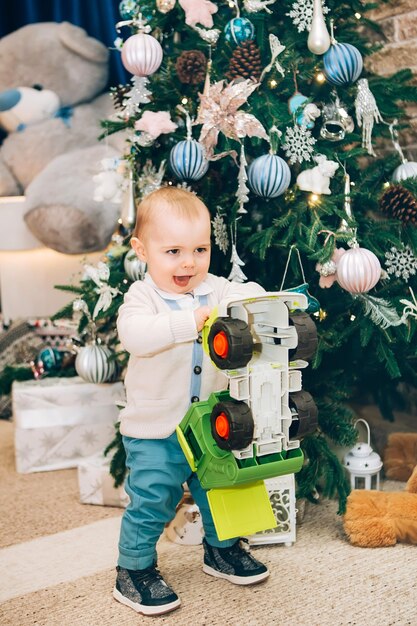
xmin=224 ymin=17 xmax=255 ymax=45
xmin=248 ymin=154 xmax=291 ymax=199
xmin=323 ymin=43 xmax=363 ymax=86
xmin=169 ymin=139 xmax=209 ymax=181
xmin=75 ymin=344 xmax=117 ymax=384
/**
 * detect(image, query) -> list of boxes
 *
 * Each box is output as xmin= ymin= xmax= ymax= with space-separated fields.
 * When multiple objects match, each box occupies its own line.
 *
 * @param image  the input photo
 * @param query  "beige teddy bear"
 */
xmin=0 ymin=22 xmax=125 ymax=254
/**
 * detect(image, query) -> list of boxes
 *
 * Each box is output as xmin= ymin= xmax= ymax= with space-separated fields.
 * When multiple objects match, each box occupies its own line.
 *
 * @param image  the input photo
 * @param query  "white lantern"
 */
xmin=343 ymin=419 xmax=382 ymax=490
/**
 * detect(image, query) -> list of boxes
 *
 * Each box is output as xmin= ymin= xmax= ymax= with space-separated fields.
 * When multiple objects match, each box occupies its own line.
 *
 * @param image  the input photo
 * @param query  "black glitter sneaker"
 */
xmin=113 ymin=565 xmax=181 ymax=616
xmin=202 ymin=538 xmax=269 ymax=585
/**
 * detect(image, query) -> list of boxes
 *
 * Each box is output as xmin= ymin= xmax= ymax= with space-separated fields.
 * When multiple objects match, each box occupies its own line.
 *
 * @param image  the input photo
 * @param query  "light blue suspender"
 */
xmin=164 ymin=294 xmax=208 ymax=405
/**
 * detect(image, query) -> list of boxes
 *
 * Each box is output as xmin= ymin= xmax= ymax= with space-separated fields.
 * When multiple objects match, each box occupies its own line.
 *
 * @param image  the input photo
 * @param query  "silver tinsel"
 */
xmin=355 ymin=78 xmax=383 ymax=157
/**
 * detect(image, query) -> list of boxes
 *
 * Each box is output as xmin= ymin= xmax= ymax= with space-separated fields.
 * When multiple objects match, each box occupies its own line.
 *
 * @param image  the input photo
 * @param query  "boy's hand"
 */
xmin=194 ymin=306 xmax=212 ymax=332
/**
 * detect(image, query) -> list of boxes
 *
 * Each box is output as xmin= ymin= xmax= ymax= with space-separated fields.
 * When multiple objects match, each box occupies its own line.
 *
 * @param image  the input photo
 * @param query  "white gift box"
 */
xmin=78 ymin=455 xmax=129 ymax=507
xmin=12 ymin=376 xmax=125 ymax=473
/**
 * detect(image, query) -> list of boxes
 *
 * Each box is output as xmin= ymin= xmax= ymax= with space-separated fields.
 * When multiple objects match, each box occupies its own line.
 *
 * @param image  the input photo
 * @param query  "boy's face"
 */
xmin=131 ymin=208 xmax=211 ymax=294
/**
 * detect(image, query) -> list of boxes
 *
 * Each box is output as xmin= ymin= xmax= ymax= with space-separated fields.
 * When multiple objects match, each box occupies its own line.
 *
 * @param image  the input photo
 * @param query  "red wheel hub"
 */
xmin=213 ymin=331 xmax=229 ymax=359
xmin=215 ymin=413 xmax=230 ymax=439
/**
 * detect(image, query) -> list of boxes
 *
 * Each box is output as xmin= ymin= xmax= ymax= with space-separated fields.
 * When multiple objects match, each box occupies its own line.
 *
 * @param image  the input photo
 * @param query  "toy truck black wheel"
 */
xmin=289 ymin=313 xmax=318 ymax=361
xmin=208 ymin=317 xmax=253 ymax=369
xmin=210 ymin=400 xmax=254 ymax=451
xmin=289 ymin=390 xmax=318 ymax=439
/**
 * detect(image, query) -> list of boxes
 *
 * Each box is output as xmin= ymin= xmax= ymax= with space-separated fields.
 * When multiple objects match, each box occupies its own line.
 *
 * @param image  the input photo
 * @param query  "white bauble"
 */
xmin=121 ymin=33 xmax=163 ymax=77
xmin=392 ymin=161 xmax=417 ymax=183
xmin=336 ymin=247 xmax=381 ymax=294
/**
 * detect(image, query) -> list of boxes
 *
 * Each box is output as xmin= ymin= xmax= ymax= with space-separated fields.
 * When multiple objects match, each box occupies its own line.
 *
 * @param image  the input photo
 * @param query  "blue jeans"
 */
xmin=118 ymin=432 xmax=237 ymax=570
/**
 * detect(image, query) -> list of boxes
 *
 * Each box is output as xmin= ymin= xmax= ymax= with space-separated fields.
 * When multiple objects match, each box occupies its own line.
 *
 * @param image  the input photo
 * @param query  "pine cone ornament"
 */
xmin=110 ymin=84 xmax=131 ymax=111
xmin=176 ymin=50 xmax=207 ymax=84
xmin=227 ymin=40 xmax=263 ymax=82
xmin=380 ymin=184 xmax=417 ymax=225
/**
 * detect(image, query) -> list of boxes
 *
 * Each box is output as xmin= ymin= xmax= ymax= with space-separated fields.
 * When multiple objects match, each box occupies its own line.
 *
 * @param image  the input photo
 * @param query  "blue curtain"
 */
xmin=0 ymin=0 xmax=129 ymax=86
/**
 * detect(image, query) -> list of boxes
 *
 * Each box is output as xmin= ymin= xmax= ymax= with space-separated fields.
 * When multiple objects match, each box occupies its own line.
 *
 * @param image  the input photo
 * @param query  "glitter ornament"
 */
xmin=355 ymin=78 xmax=382 ymax=157
xmin=336 ymin=246 xmax=381 ymax=294
xmin=119 ymin=0 xmax=139 ymax=20
xmin=224 ymin=17 xmax=255 ymax=45
xmin=385 ymin=245 xmax=417 ymax=282
xmin=323 ymin=42 xmax=363 ymax=86
xmin=287 ymin=0 xmax=329 ymax=33
xmin=156 ymin=0 xmax=176 ymax=13
xmin=248 ymin=153 xmax=291 ymax=198
xmin=75 ymin=343 xmax=117 ymax=384
xmin=282 ymin=124 xmax=316 ymax=164
xmin=121 ymin=33 xmax=163 ymax=77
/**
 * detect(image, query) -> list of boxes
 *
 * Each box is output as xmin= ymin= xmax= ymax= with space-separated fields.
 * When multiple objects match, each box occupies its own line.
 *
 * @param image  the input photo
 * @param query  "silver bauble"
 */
xmin=75 ymin=343 xmax=117 ymax=384
xmin=124 ymin=249 xmax=147 ymax=281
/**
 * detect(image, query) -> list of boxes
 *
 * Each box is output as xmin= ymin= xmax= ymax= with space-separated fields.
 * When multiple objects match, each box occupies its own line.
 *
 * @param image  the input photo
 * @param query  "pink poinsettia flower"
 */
xmin=134 ymin=111 xmax=178 ymax=138
xmin=196 ymin=79 xmax=268 ymax=158
xmin=316 ymin=248 xmax=346 ymax=288
xmin=178 ymin=0 xmax=218 ymax=28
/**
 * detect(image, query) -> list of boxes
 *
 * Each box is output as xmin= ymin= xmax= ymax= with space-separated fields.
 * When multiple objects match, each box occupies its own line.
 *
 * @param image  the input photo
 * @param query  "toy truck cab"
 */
xmin=205 ymin=292 xmax=318 ymax=460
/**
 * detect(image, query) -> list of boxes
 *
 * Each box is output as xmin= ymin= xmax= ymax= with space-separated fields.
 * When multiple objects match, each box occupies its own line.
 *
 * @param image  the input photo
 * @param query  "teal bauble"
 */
xmin=224 ymin=17 xmax=255 ymax=45
xmin=119 ymin=0 xmax=139 ymax=20
xmin=37 ymin=347 xmax=62 ymax=372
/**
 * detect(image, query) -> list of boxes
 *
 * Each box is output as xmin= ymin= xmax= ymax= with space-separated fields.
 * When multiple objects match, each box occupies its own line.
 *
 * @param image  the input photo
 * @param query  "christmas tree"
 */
xmin=54 ymin=0 xmax=417 ymax=511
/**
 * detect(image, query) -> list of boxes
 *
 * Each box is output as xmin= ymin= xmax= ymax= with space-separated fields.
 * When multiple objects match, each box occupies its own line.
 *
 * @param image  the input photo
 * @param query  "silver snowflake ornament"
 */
xmin=287 ymin=0 xmax=329 ymax=33
xmin=385 ymin=245 xmax=417 ymax=282
xmin=282 ymin=124 xmax=316 ymax=164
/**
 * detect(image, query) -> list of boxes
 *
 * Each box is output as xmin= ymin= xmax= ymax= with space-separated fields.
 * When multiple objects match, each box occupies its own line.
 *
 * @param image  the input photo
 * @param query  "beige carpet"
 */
xmin=1 ymin=416 xmax=416 ymax=626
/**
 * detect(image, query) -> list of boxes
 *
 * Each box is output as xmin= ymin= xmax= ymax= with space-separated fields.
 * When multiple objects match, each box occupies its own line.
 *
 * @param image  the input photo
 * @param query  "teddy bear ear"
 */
xmin=58 ymin=22 xmax=109 ymax=65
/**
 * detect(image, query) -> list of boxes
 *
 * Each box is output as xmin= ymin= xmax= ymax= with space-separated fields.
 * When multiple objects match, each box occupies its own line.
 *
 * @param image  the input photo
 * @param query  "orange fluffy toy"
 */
xmin=343 ymin=465 xmax=417 ymax=547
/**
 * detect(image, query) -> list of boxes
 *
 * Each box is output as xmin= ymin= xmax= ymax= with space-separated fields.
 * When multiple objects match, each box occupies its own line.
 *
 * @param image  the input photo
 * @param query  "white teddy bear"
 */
xmin=0 ymin=22 xmax=125 ymax=254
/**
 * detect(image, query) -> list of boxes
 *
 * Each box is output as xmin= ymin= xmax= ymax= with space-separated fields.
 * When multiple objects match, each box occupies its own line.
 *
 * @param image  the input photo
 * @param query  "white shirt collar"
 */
xmin=144 ymin=273 xmax=213 ymax=301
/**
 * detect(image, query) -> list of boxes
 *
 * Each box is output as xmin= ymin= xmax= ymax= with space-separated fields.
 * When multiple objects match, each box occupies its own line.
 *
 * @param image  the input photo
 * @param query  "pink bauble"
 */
xmin=121 ymin=33 xmax=163 ymax=77
xmin=336 ymin=247 xmax=381 ymax=294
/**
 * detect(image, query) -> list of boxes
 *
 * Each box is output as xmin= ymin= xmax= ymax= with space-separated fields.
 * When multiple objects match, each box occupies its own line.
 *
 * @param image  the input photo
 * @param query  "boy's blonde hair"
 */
xmin=133 ymin=186 xmax=210 ymax=239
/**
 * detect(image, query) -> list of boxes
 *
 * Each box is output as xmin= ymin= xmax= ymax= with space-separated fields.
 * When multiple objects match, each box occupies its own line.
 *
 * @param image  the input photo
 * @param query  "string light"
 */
xmin=181 ymin=97 xmax=188 ymax=105
xmin=268 ymin=79 xmax=278 ymax=88
xmin=383 ymin=181 xmax=390 ymax=188
xmin=309 ymin=193 xmax=320 ymax=206
xmin=350 ymin=314 xmax=356 ymax=321
xmin=315 ymin=71 xmax=326 ymax=83
xmin=355 ymin=12 xmax=361 ymax=19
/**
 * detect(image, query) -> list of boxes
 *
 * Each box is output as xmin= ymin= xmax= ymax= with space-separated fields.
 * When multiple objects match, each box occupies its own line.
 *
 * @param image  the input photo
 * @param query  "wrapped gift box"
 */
xmin=78 ymin=455 xmax=129 ymax=507
xmin=13 ymin=376 xmax=125 ymax=473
